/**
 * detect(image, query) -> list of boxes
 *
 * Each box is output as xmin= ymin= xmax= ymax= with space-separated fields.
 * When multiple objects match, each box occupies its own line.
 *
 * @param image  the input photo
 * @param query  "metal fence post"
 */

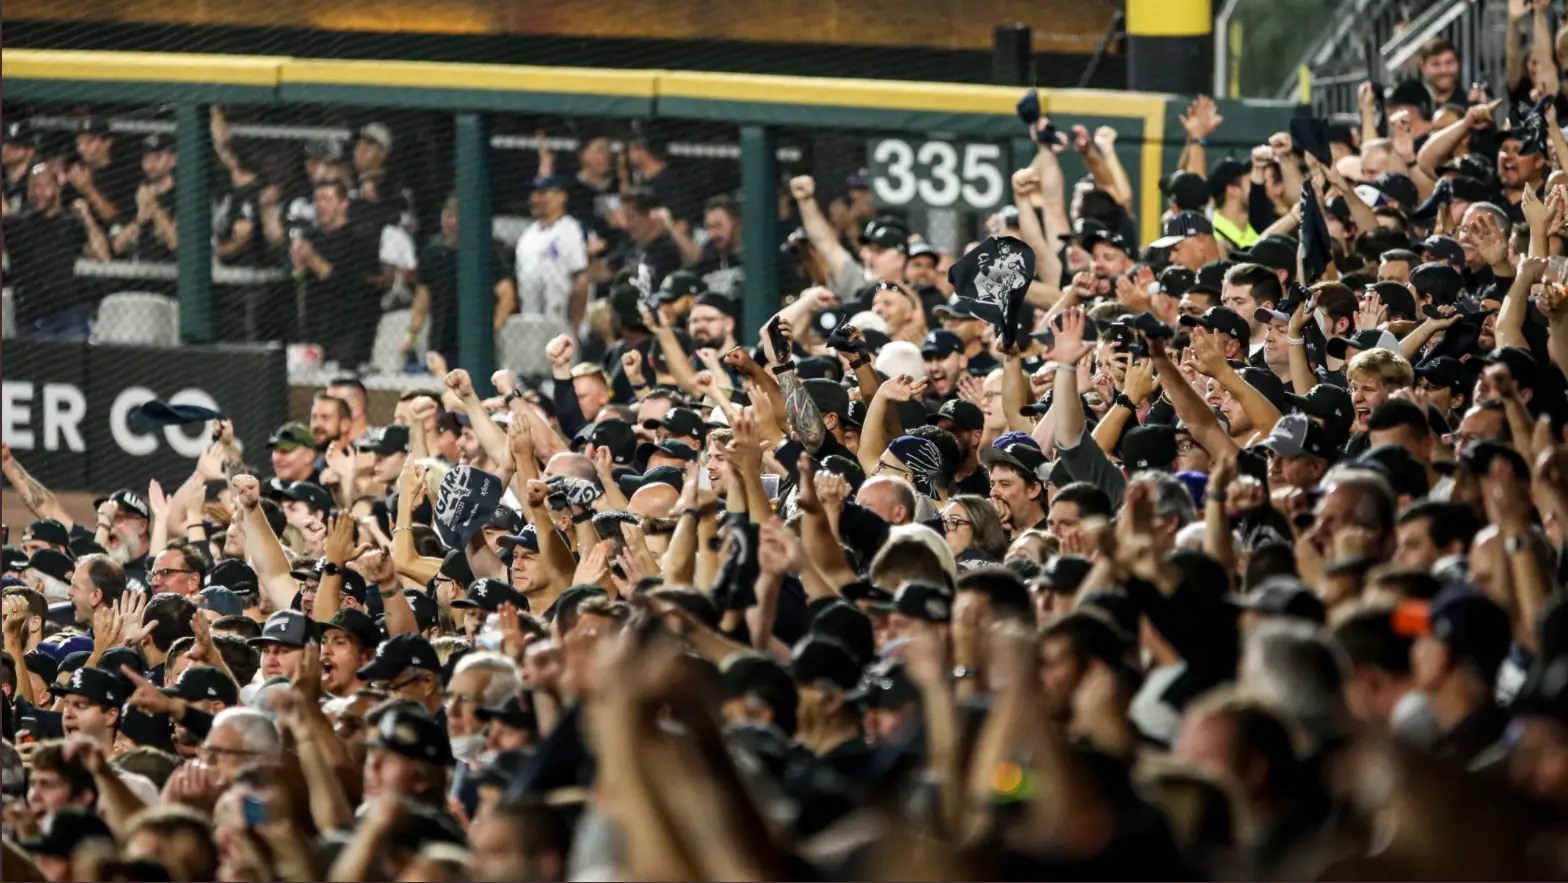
xmin=454 ymin=111 xmax=496 ymax=397
xmin=739 ymin=124 xmax=778 ymax=342
xmin=175 ymin=103 xmax=212 ymax=342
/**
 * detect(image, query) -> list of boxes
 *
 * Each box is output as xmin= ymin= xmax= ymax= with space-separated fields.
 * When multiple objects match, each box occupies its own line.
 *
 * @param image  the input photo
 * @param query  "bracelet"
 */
xmin=571 ymin=510 xmax=594 ymax=524
xmin=1208 ymin=490 xmax=1228 ymax=503
xmin=378 ymin=589 xmax=401 ymax=598
xmin=1287 ymin=336 xmax=1305 ymax=346
xmin=952 ymin=665 xmax=980 ymax=680
xmin=391 ymin=526 xmax=413 ymax=535
xmin=629 ymin=380 xmax=649 ymax=390
xmin=848 ymin=355 xmax=868 ymax=368
xmin=1054 ymin=364 xmax=1076 ymax=375
xmin=771 ymin=361 xmax=796 ymax=376
xmin=682 ymin=508 xmax=703 ymax=520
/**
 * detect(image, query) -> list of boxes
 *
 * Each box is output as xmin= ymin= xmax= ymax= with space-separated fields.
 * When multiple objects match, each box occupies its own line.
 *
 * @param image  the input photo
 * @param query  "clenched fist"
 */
xmin=443 ymin=369 xmax=474 ymax=399
xmin=789 ymin=176 xmax=816 ymax=201
xmin=230 ymin=474 xmax=260 ymax=510
xmin=546 ymin=335 xmax=576 ymax=369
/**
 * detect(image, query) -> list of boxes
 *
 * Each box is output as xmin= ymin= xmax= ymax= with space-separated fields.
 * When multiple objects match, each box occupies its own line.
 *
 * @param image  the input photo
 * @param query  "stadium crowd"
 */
xmin=5 ymin=23 xmax=1568 ymax=882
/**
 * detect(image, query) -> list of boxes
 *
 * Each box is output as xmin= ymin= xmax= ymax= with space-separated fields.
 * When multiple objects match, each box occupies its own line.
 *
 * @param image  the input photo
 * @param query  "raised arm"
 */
xmin=389 ymin=458 xmax=442 ymax=585
xmin=231 ymin=475 xmax=301 ymax=612
xmin=788 ymin=176 xmax=853 ymax=276
xmin=1286 ymin=296 xmax=1317 ymax=395
xmin=1417 ymin=104 xmax=1492 ymax=177
xmin=1194 ymin=328 xmax=1283 ymax=440
xmin=794 ymin=457 xmax=856 ymax=596
xmin=1045 ymin=309 xmax=1093 ymax=447
xmin=445 ymin=369 xmax=512 ymax=475
xmin=1149 ymin=339 xmax=1239 ymax=457
xmin=857 ymin=375 xmax=920 ymax=476
xmin=1498 ymin=255 xmax=1545 ymax=350
xmin=0 ymin=445 xmax=73 ymax=526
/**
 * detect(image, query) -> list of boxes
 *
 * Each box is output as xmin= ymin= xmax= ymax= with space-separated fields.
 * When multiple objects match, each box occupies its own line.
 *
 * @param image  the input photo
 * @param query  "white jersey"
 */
xmin=514 ymin=214 xmax=587 ymax=328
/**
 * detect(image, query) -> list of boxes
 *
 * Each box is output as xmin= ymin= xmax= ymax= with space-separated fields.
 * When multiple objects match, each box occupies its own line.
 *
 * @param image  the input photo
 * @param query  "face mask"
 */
xmin=450 ymin=733 xmax=486 ymax=765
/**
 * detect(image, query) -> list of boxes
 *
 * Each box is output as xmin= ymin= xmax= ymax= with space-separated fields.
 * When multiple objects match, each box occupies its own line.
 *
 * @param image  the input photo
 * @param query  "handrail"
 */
xmin=1382 ymin=0 xmax=1474 ymax=73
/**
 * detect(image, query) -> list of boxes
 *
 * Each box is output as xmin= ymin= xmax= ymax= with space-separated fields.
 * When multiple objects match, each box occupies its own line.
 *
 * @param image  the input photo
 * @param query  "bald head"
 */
xmin=857 ymin=476 xmax=915 ymax=525
xmin=628 ymin=484 xmax=679 ymax=518
xmin=544 ymin=453 xmax=598 ymax=482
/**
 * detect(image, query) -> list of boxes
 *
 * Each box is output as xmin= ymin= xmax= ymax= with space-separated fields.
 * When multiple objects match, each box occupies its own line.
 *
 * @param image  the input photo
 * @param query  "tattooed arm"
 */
xmin=776 ymin=370 xmax=827 ymax=454
xmin=0 ymin=445 xmax=74 ymax=527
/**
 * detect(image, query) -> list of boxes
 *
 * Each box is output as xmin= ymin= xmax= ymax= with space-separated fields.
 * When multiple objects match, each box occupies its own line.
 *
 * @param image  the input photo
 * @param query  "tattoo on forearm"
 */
xmin=778 ymin=372 xmax=826 ymax=453
xmin=20 ymin=473 xmax=48 ymax=512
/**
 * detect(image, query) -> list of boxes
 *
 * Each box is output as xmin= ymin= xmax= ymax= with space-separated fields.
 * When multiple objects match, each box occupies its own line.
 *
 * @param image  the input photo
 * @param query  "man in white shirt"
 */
xmin=515 ymin=175 xmax=588 ymax=333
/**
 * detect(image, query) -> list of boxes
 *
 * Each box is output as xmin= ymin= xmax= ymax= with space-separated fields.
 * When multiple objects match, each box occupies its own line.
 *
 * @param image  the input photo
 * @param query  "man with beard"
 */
xmin=1418 ymin=37 xmax=1461 ymax=107
xmin=268 ymin=422 xmax=321 ymax=484
xmin=920 ymin=330 xmax=968 ymax=402
xmin=687 ymin=292 xmax=738 ymax=353
xmin=928 ymin=400 xmax=990 ymax=496
xmin=309 ymin=393 xmax=353 ymax=449
xmin=934 ymin=300 xmax=999 ymax=377
xmin=2 ymin=163 xmax=113 ymax=336
xmin=690 ymin=195 xmax=744 ymax=298
xmin=91 ymin=490 xmax=152 ymax=587
xmin=982 ymin=440 xmax=1051 ymax=537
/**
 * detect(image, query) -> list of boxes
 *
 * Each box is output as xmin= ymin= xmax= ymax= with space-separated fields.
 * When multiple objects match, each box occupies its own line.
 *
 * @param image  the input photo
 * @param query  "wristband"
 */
xmin=391 ymin=526 xmax=414 ymax=535
xmin=1208 ymin=490 xmax=1228 ymax=503
xmin=771 ymin=361 xmax=796 ymax=376
xmin=847 ymin=355 xmax=869 ymax=369
xmin=629 ymin=380 xmax=649 ymax=390
xmin=1287 ymin=336 xmax=1305 ymax=346
xmin=682 ymin=508 xmax=703 ymax=520
xmin=952 ymin=666 xmax=980 ymax=680
xmin=571 ymin=509 xmax=594 ymax=524
xmin=504 ymin=388 xmax=525 ymax=405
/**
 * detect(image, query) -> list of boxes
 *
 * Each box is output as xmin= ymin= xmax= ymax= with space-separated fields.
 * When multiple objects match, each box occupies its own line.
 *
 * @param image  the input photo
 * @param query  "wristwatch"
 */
xmin=504 ymin=388 xmax=526 ymax=405
xmin=1113 ymin=393 xmax=1137 ymax=411
xmin=952 ymin=666 xmax=979 ymax=680
xmin=1505 ymin=534 xmax=1529 ymax=555
xmin=318 ymin=562 xmax=343 ymax=577
xmin=771 ymin=360 xmax=796 ymax=376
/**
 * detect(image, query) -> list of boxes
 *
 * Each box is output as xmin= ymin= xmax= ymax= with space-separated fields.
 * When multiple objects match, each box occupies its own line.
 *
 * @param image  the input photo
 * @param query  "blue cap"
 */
xmin=532 ymin=174 xmax=568 ymax=191
xmin=991 ymin=431 xmax=1039 ymax=451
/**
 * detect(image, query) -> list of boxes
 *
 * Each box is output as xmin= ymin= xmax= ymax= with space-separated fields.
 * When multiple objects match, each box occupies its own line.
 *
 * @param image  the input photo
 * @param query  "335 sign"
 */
xmin=866 ymin=138 xmax=1007 ymax=213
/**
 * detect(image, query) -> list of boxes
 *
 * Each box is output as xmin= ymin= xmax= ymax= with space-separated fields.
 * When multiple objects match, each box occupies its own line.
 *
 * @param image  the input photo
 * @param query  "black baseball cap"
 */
xmin=25 ymin=549 xmax=74 ymax=584
xmin=1326 ymin=328 xmax=1390 ymax=361
xmin=1083 ymin=228 xmax=1133 ymax=256
xmin=1206 ymin=157 xmax=1251 ymax=201
xmin=810 ymin=601 xmax=875 ymax=665
xmin=92 ymin=488 xmax=150 ymax=520
xmin=2 ymin=547 xmax=29 ymax=573
xmin=891 ymin=581 xmax=953 ymax=623
xmin=451 ymin=578 xmax=528 ymax=613
xmin=1164 ymin=171 xmax=1211 ymax=212
xmin=642 ymin=407 xmax=704 ymax=439
xmin=859 ymin=217 xmax=909 ymax=250
xmin=402 ymin=588 xmax=442 ymax=632
xmin=721 ymin=652 xmax=799 ymax=725
xmin=980 ymin=440 xmax=1049 ymax=484
xmin=617 ymin=465 xmax=685 ymax=498
xmin=848 ymin=659 xmax=921 ymax=711
xmin=575 ymin=419 xmax=638 ymax=465
xmin=934 ymin=299 xmax=983 ymax=321
xmin=1038 ymin=555 xmax=1094 ymax=593
xmin=1436 ymin=439 xmax=1530 ymax=479
xmin=369 ymin=707 xmax=453 ymax=765
xmin=921 ymin=329 xmax=965 ymax=358
xmin=1229 ymin=235 xmax=1298 ymax=275
xmin=1196 ymin=259 xmax=1234 ymax=291
xmin=804 ymin=378 xmax=851 ymax=421
xmin=249 ymin=610 xmax=320 ymax=648
xmin=1253 ymin=413 xmax=1335 ymax=460
xmin=23 ymin=649 xmax=58 ymax=683
xmin=789 ymin=637 xmax=863 ymax=691
xmin=1367 ymin=282 xmax=1417 ymax=321
xmin=320 ymin=608 xmax=383 ymax=651
xmin=635 ymin=439 xmax=700 ymax=465
xmin=928 ymin=398 xmax=984 ymax=432
xmin=1150 ymin=211 xmax=1215 ymax=249
xmin=1158 ymin=266 xmax=1197 ymax=297
xmin=475 ymin=694 xmax=538 ymax=732
xmin=163 ymin=664 xmax=240 ymax=705
xmin=357 ymin=632 xmax=441 ymax=681
xmin=438 ymin=549 xmax=475 ymax=586
xmin=1414 ymin=356 xmax=1468 ymax=392
xmin=279 ymin=481 xmax=334 ymax=514
xmin=356 ymin=425 xmax=411 ymax=455
xmin=55 ymin=665 xmax=125 ymax=707
xmin=207 ymin=559 xmax=260 ymax=598
xmin=498 ymin=524 xmax=543 ymax=554
xmin=1285 ymin=384 xmax=1355 ymax=440
xmin=1121 ymin=424 xmax=1178 ymax=471
xmin=1179 ymin=306 xmax=1249 ymax=345
xmin=22 ymin=519 xmax=70 ymax=548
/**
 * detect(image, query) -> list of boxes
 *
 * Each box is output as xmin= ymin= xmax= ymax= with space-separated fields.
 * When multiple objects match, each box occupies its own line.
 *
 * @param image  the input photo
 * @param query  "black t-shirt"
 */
xmin=692 ymin=240 xmax=744 ymax=300
xmin=3 ymin=167 xmax=27 ymax=214
xmin=623 ymin=232 xmax=683 ymax=288
xmin=127 ymin=182 xmax=177 ymax=263
xmin=63 ymin=155 xmax=140 ymax=225
xmin=967 ymin=351 xmax=1000 ymax=377
xmin=565 ymin=173 xmax=618 ymax=233
xmin=214 ymin=181 xmax=268 ymax=267
xmin=2 ymin=210 xmax=90 ymax=323
xmin=954 ymin=467 xmax=992 ymax=496
xmin=302 ymin=222 xmax=383 ymax=347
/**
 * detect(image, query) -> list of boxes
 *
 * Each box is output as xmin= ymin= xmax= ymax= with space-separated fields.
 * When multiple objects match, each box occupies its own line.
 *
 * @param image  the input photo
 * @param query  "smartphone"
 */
xmin=1 ymin=524 xmax=8 ymax=547
xmin=241 ymin=794 xmax=268 ymax=828
xmin=17 ymin=714 xmax=37 ymax=744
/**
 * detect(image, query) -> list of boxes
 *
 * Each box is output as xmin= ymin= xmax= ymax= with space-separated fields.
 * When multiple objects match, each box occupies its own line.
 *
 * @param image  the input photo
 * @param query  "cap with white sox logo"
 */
xmin=355 ymin=632 xmax=440 ymax=681
xmin=161 ymin=664 xmax=240 ymax=706
xmin=247 ymin=609 xmax=319 ymax=648
xmin=55 ymin=666 xmax=124 ymax=707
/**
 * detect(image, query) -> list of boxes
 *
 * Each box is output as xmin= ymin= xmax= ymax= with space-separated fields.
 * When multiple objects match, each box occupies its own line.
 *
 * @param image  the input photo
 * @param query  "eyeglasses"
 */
xmin=942 ymin=517 xmax=973 ymax=530
xmin=150 ymin=568 xmax=198 ymax=580
xmin=1176 ymin=440 xmax=1199 ymax=454
xmin=198 ymin=745 xmax=259 ymax=762
xmin=378 ymin=674 xmax=426 ymax=693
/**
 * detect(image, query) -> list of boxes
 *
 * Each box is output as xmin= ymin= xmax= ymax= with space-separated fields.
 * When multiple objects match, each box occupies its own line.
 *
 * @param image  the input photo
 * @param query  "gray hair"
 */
xmin=1240 ymin=619 xmax=1349 ymax=742
xmin=452 ymin=651 xmax=523 ymax=707
xmin=1130 ymin=470 xmax=1197 ymax=527
xmin=1322 ymin=466 xmax=1396 ymax=536
xmin=858 ymin=475 xmax=918 ymax=523
xmin=30 ymin=572 xmax=71 ymax=601
xmin=209 ymin=707 xmax=282 ymax=755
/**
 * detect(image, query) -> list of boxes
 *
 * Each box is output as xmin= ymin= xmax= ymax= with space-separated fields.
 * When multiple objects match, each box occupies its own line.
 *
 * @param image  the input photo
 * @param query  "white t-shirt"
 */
xmin=514 ymin=215 xmax=588 ymax=327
